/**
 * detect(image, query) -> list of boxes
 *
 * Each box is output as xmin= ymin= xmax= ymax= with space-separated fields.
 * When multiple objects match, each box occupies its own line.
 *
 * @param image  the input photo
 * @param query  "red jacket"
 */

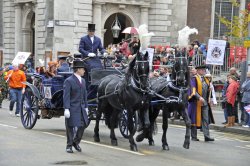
xmin=226 ymin=80 xmax=239 ymax=106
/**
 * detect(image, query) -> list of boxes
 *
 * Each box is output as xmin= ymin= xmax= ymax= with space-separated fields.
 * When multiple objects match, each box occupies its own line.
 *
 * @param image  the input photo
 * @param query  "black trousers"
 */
xmin=65 ymin=120 xmax=85 ymax=148
xmin=226 ymin=102 xmax=234 ymax=116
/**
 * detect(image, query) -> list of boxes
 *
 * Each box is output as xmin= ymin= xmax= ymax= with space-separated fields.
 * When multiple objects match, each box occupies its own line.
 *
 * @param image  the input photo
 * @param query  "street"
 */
xmin=0 ymin=102 xmax=249 ymax=166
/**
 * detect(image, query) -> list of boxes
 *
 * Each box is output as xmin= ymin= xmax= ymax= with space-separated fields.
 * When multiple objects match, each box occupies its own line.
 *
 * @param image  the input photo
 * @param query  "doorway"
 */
xmin=104 ymin=13 xmax=133 ymax=48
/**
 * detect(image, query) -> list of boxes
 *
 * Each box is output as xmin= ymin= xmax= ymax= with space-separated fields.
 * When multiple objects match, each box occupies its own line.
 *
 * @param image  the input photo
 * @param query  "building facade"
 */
xmin=0 ymin=0 xmax=247 ymax=67
xmin=0 ymin=0 xmax=188 ymax=67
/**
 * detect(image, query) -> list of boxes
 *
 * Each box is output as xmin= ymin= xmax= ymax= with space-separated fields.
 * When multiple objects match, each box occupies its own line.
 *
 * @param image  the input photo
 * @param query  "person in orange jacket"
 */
xmin=4 ymin=63 xmax=26 ymax=116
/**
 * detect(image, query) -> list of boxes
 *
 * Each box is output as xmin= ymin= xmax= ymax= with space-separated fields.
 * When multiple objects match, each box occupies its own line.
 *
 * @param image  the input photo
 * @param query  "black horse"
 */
xmin=137 ymin=56 xmax=191 ymax=150
xmin=93 ymin=51 xmax=151 ymax=151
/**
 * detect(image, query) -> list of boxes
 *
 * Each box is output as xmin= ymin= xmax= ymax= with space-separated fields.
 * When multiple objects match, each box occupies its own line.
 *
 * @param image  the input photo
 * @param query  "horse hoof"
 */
xmin=130 ymin=145 xmax=138 ymax=152
xmin=94 ymin=136 xmax=100 ymax=142
xmin=183 ymin=143 xmax=190 ymax=149
xmin=111 ymin=139 xmax=118 ymax=146
xmin=136 ymin=134 xmax=145 ymax=142
xmin=148 ymin=140 xmax=154 ymax=146
xmin=162 ymin=145 xmax=170 ymax=151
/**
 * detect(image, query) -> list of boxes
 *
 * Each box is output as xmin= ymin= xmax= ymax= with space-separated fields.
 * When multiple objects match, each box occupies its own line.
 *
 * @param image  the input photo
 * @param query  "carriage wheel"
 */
xmin=118 ymin=110 xmax=138 ymax=139
xmin=20 ymin=87 xmax=39 ymax=129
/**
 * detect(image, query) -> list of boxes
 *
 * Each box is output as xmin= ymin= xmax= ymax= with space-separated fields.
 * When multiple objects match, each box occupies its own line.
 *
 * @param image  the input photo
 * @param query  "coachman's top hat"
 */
xmin=72 ymin=60 xmax=86 ymax=69
xmin=88 ymin=23 xmax=96 ymax=31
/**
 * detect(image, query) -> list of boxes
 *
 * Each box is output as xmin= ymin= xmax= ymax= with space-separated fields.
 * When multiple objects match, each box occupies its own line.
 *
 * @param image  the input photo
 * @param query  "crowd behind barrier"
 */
xmin=1 ymin=37 xmax=250 ymax=128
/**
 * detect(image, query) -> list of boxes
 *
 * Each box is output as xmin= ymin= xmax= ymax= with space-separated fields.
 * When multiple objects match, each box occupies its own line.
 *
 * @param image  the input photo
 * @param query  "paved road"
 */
xmin=0 ymin=106 xmax=249 ymax=166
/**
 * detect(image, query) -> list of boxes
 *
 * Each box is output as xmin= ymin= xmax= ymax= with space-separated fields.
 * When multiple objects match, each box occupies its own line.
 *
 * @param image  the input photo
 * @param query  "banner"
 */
xmin=12 ymin=52 xmax=31 ymax=65
xmin=206 ymin=39 xmax=226 ymax=65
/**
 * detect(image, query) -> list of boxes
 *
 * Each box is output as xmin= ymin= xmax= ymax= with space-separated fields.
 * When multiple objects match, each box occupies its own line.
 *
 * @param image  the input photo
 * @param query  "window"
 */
xmin=213 ymin=0 xmax=239 ymax=38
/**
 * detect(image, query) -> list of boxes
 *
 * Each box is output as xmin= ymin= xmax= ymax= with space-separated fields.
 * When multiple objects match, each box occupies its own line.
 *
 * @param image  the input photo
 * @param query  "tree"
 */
xmin=216 ymin=0 xmax=248 ymax=38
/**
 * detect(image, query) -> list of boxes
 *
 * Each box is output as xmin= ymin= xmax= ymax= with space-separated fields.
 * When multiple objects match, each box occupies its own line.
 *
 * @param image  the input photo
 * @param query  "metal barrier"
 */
xmin=191 ymin=47 xmax=246 ymax=76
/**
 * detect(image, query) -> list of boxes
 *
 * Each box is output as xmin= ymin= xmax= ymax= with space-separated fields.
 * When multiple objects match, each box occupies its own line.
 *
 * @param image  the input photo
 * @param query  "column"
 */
xmin=34 ymin=2 xmax=39 ymax=68
xmin=210 ymin=0 xmax=216 ymax=38
xmin=93 ymin=3 xmax=103 ymax=38
xmin=140 ymin=6 xmax=149 ymax=25
xmin=22 ymin=28 xmax=31 ymax=52
xmin=14 ymin=3 xmax=22 ymax=54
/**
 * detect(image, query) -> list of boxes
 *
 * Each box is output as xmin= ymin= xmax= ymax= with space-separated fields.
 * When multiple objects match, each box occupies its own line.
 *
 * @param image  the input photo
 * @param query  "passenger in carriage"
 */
xmin=57 ymin=55 xmax=70 ymax=72
xmin=45 ymin=61 xmax=58 ymax=78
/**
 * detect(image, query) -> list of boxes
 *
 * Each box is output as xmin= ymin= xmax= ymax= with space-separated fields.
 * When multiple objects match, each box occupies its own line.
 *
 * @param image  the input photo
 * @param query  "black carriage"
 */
xmin=20 ymin=59 xmax=138 ymax=138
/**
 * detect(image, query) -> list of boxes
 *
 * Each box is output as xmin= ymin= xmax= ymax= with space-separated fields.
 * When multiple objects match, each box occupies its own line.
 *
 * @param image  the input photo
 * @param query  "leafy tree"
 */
xmin=216 ymin=0 xmax=248 ymax=38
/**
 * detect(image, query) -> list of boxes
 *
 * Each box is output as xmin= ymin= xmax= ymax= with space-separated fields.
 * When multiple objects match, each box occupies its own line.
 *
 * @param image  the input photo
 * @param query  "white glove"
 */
xmin=103 ymin=52 xmax=108 ymax=57
xmin=64 ymin=109 xmax=70 ymax=118
xmin=85 ymin=108 xmax=89 ymax=115
xmin=88 ymin=53 xmax=96 ymax=57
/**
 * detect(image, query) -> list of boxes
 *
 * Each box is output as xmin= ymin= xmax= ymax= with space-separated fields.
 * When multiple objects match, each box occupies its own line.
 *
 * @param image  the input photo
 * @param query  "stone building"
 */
xmin=0 ymin=0 xmax=187 ymax=67
xmin=0 ymin=0 xmax=247 ymax=67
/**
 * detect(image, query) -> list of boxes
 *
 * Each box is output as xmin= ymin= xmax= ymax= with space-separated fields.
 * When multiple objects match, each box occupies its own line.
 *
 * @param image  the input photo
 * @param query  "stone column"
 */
xmin=34 ymin=2 xmax=39 ymax=68
xmin=210 ymin=0 xmax=216 ymax=38
xmin=14 ymin=3 xmax=22 ymax=54
xmin=140 ymin=6 xmax=149 ymax=25
xmin=22 ymin=28 xmax=31 ymax=52
xmin=93 ymin=2 xmax=103 ymax=38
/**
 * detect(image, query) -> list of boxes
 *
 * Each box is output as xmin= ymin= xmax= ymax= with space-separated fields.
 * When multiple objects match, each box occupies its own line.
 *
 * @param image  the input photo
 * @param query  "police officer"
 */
xmin=79 ymin=23 xmax=106 ymax=71
xmin=0 ymin=68 xmax=8 ymax=108
xmin=63 ymin=60 xmax=89 ymax=153
xmin=57 ymin=55 xmax=70 ymax=72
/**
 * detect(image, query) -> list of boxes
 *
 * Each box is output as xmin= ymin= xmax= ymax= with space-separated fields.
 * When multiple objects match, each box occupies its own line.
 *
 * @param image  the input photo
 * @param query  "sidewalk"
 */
xmin=157 ymin=107 xmax=250 ymax=136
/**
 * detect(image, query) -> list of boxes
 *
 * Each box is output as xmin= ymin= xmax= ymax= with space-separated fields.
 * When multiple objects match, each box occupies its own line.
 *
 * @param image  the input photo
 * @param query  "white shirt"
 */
xmin=90 ymin=36 xmax=94 ymax=43
xmin=74 ymin=73 xmax=82 ymax=83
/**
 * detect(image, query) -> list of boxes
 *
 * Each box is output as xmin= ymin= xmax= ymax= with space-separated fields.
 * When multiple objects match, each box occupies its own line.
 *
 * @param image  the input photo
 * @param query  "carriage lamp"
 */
xmin=111 ymin=14 xmax=121 ymax=38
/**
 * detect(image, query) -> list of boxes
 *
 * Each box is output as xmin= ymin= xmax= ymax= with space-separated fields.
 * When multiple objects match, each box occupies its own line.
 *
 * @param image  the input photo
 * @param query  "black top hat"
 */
xmin=88 ymin=23 xmax=96 ymax=31
xmin=72 ymin=60 xmax=87 ymax=69
xmin=195 ymin=65 xmax=207 ymax=69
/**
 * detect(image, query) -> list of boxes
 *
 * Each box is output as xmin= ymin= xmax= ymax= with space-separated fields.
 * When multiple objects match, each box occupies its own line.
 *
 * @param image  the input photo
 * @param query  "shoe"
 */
xmin=242 ymin=125 xmax=250 ymax=128
xmin=221 ymin=122 xmax=227 ymax=125
xmin=9 ymin=111 xmax=13 ymax=115
xmin=191 ymin=137 xmax=199 ymax=141
xmin=73 ymin=143 xmax=82 ymax=152
xmin=15 ymin=113 xmax=20 ymax=117
xmin=205 ymin=137 xmax=215 ymax=142
xmin=66 ymin=146 xmax=73 ymax=153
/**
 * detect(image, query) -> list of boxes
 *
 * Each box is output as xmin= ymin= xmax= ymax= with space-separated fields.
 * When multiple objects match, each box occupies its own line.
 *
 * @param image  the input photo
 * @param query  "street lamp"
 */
xmin=111 ymin=14 xmax=121 ymax=38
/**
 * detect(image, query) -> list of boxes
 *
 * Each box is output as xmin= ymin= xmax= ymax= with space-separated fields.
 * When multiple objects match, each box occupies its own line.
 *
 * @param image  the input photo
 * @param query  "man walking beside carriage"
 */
xmin=188 ymin=65 xmax=215 ymax=142
xmin=63 ymin=60 xmax=89 ymax=153
xmin=4 ymin=63 xmax=26 ymax=116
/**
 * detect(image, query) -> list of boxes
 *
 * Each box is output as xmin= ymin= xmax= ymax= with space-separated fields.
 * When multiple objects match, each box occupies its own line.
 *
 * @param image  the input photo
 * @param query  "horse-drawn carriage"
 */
xmin=20 ymin=55 xmax=137 ymax=139
xmin=20 ymin=51 xmax=191 ymax=152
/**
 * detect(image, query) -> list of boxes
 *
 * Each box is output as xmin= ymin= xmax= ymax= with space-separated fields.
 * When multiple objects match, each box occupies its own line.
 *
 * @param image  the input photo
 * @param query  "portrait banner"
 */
xmin=206 ymin=39 xmax=226 ymax=65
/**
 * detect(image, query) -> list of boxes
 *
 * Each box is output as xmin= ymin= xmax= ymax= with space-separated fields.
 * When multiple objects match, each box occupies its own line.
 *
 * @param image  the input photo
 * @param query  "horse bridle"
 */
xmin=173 ymin=57 xmax=188 ymax=87
xmin=131 ymin=60 xmax=150 ymax=93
